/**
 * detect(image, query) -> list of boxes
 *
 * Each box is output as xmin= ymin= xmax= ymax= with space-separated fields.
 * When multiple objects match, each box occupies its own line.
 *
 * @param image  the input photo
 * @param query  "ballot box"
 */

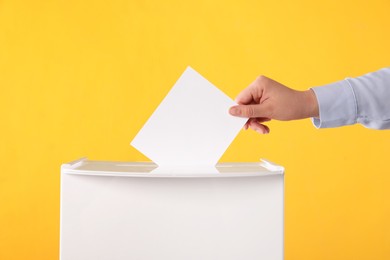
xmin=60 ymin=158 xmax=284 ymax=260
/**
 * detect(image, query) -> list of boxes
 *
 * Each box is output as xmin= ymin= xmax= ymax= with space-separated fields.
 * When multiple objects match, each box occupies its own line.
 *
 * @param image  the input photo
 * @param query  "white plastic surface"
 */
xmin=60 ymin=159 xmax=284 ymax=260
xmin=61 ymin=158 xmax=284 ymax=178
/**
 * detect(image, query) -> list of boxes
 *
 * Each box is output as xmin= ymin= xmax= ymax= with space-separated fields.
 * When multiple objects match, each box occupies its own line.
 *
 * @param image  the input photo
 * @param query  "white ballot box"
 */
xmin=60 ymin=158 xmax=284 ymax=260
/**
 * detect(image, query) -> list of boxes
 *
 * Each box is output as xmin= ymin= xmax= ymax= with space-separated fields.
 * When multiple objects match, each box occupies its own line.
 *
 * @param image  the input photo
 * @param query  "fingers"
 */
xmin=243 ymin=118 xmax=270 ymax=134
xmin=235 ymin=76 xmax=266 ymax=104
xmin=244 ymin=121 xmax=250 ymax=130
xmin=235 ymin=81 xmax=262 ymax=104
xmin=235 ymin=86 xmax=255 ymax=105
xmin=229 ymin=104 xmax=269 ymax=118
xmin=233 ymin=75 xmax=272 ymax=134
xmin=249 ymin=121 xmax=270 ymax=134
xmin=244 ymin=118 xmax=270 ymax=125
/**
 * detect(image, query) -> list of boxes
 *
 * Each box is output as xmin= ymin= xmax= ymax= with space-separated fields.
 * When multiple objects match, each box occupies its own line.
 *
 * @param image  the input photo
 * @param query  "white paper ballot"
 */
xmin=131 ymin=66 xmax=248 ymax=167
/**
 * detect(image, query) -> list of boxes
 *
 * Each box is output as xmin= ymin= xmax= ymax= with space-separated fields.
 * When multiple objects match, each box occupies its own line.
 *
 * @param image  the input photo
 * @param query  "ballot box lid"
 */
xmin=61 ymin=158 xmax=284 ymax=178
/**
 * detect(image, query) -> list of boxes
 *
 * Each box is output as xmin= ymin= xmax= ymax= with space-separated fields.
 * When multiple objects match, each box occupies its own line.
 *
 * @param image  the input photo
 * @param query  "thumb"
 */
xmin=229 ymin=104 xmax=268 ymax=118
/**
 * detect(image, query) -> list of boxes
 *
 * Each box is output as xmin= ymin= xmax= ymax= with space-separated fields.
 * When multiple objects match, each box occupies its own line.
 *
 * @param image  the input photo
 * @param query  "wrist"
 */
xmin=302 ymin=89 xmax=319 ymax=119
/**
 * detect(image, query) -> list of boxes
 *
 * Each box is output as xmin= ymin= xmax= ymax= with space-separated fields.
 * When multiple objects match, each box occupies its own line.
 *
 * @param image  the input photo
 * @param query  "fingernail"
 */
xmin=256 ymin=130 xmax=264 ymax=134
xmin=229 ymin=107 xmax=241 ymax=116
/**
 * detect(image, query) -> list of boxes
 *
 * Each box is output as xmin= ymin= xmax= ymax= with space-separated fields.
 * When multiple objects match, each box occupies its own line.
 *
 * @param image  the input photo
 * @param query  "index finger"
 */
xmin=235 ymin=85 xmax=257 ymax=105
xmin=235 ymin=77 xmax=265 ymax=104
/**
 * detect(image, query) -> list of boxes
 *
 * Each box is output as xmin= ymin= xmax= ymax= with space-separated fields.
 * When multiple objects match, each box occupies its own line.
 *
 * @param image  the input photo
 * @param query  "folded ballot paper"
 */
xmin=131 ymin=66 xmax=248 ymax=168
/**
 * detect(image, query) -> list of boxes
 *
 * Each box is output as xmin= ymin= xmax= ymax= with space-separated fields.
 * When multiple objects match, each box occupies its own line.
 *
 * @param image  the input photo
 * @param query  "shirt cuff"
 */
xmin=310 ymin=80 xmax=357 ymax=128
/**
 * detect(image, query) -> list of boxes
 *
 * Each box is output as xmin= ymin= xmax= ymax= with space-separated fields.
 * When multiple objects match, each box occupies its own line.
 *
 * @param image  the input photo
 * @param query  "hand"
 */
xmin=229 ymin=75 xmax=319 ymax=134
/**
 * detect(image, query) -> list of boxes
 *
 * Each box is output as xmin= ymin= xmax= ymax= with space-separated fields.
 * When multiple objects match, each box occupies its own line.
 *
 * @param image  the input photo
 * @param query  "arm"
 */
xmin=312 ymin=68 xmax=390 ymax=129
xmin=229 ymin=68 xmax=390 ymax=133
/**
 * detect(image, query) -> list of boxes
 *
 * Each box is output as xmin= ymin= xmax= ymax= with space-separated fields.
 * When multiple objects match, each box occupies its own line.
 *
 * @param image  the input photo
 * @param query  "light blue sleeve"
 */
xmin=311 ymin=68 xmax=390 ymax=129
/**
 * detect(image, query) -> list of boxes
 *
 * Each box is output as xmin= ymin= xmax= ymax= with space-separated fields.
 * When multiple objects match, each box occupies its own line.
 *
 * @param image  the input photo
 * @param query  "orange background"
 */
xmin=0 ymin=0 xmax=389 ymax=259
